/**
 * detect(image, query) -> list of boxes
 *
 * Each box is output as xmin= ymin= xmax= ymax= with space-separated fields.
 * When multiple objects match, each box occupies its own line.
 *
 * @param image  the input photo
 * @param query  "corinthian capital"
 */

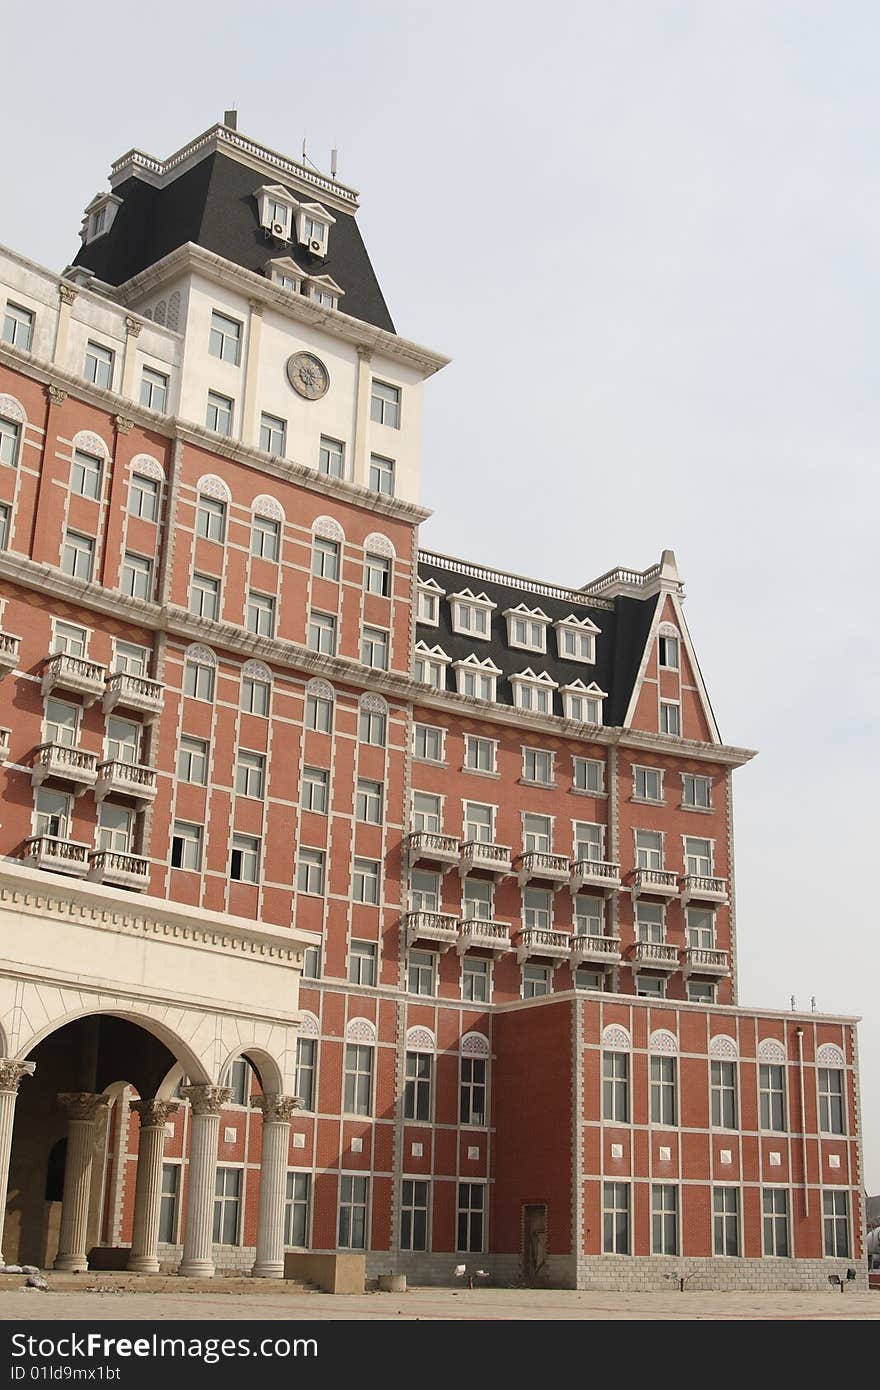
xmin=58 ymin=1092 xmax=111 ymax=1121
xmin=252 ymin=1093 xmax=301 ymax=1124
xmin=0 ymin=1060 xmax=35 ymax=1094
xmin=180 ymin=1084 xmax=232 ymax=1116
xmin=47 ymin=385 xmax=67 ymax=406
xmin=124 ymin=316 xmax=143 ymax=338
xmin=131 ymin=1099 xmax=180 ymax=1128
xmin=58 ymin=284 xmax=78 ymax=306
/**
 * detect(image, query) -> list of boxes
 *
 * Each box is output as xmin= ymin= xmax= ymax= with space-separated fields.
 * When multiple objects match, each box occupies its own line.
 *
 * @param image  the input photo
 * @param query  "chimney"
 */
xmin=223 ymin=109 xmax=238 ymax=131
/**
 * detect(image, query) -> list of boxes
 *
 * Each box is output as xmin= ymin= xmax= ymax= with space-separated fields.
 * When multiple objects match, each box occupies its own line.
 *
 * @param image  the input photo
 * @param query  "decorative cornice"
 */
xmin=58 ymin=1092 xmax=112 ymax=1120
xmin=131 ymin=1098 xmax=179 ymax=1127
xmin=251 ymin=1093 xmax=301 ymax=1123
xmin=247 ymin=299 xmax=264 ymax=317
xmin=0 ymin=1059 xmax=35 ymax=1093
xmin=181 ymin=1084 xmax=232 ymax=1116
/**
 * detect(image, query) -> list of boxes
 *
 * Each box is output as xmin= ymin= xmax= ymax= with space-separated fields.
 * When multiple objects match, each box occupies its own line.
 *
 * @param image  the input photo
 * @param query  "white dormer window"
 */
xmin=453 ymin=654 xmax=501 ymax=702
xmin=414 ymin=642 xmax=450 ymax=691
xmin=504 ymin=604 xmax=550 ymax=654
xmin=417 ymin=578 xmax=445 ymax=626
xmin=255 ymin=185 xmax=297 ymax=242
xmin=266 ymin=256 xmax=307 ymax=292
xmin=561 ymin=679 xmax=607 ymax=724
xmin=80 ymin=193 xmax=122 ymax=245
xmin=555 ymin=613 xmax=601 ymax=663
xmin=511 ymin=668 xmax=558 ymax=715
xmin=307 ymin=274 xmax=344 ymax=310
xmin=296 ymin=202 xmax=336 ymax=257
xmin=450 ymin=589 xmax=496 ymax=640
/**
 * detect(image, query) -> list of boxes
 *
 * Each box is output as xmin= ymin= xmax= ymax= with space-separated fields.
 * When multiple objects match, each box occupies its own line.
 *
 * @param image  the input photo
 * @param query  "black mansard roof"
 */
xmin=71 ymin=148 xmax=395 ymax=334
xmin=415 ymin=553 xmax=660 ymax=728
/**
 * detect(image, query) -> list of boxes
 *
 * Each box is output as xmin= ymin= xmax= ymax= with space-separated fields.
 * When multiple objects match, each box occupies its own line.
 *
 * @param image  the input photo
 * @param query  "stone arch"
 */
xmin=306 ymin=677 xmax=335 ymax=702
xmin=359 ymin=691 xmax=387 ymax=714
xmin=658 ymin=620 xmax=680 ymax=637
xmin=816 ymin=1043 xmax=846 ymax=1069
xmin=0 ymin=394 xmax=27 ymax=425
xmin=185 ymin=643 xmax=217 ymax=667
xmin=345 ymin=1017 xmax=377 ymax=1045
xmin=196 ymin=474 xmax=231 ymax=503
xmin=364 ymin=531 xmax=395 ymax=558
xmin=297 ymin=1012 xmax=320 ymax=1039
xmin=72 ymin=429 xmax=110 ymax=460
xmin=460 ymin=1032 xmax=489 ymax=1058
xmin=405 ymin=1026 xmax=435 ymax=1053
xmin=15 ymin=1005 xmax=212 ymax=1088
xmin=757 ymin=1038 xmax=787 ymax=1064
xmin=602 ymin=1024 xmax=631 ymax=1050
xmin=242 ymin=659 xmax=272 ymax=683
xmin=709 ymin=1033 xmax=738 ymax=1060
xmin=313 ymin=515 xmax=344 ymax=542
xmin=217 ymin=1044 xmax=283 ymax=1097
xmin=649 ymin=1028 xmax=678 ymax=1055
xmin=130 ymin=453 xmax=165 ymax=482
xmin=253 ymin=494 xmax=285 ymax=522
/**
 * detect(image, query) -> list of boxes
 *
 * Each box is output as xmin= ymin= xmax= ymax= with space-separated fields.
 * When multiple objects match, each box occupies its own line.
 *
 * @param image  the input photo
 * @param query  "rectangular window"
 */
xmin=226 ymin=1060 xmax=253 ymax=1107
xmin=297 ymin=848 xmax=325 ymax=895
xmin=413 ymin=724 xmax=443 ymax=762
xmin=464 ymin=735 xmax=495 ymax=773
xmin=522 ymin=748 xmax=553 ymax=785
xmin=688 ymin=980 xmax=716 ymax=1004
xmin=602 ymin=1052 xmax=629 ymax=1122
xmin=129 ymin=472 xmax=160 ymax=522
xmin=343 ymin=1046 xmax=373 ymax=1116
xmin=184 ymin=657 xmax=214 ymax=702
xmin=460 ymin=1057 xmax=487 ymax=1126
xmin=711 ymin=1060 xmax=737 ymax=1129
xmin=682 ymin=773 xmax=712 ymax=809
xmin=294 ymin=1037 xmax=317 ymax=1112
xmin=365 ymin=552 xmax=392 ymax=597
xmin=196 ymin=495 xmax=226 ymax=543
xmin=635 ymin=829 xmax=663 ymax=870
xmin=818 ymin=1068 xmax=845 ymax=1135
xmin=635 ymin=900 xmax=664 ymax=943
xmin=637 ymin=977 xmax=667 ymax=999
xmin=260 ymin=412 xmax=286 ymax=455
xmin=759 ymin=1064 xmax=786 ymax=1132
xmin=361 ymin=626 xmax=389 ymax=670
xmin=301 ymin=766 xmax=329 ymax=814
xmin=400 ymin=1180 xmax=429 ymax=1253
xmin=823 ymin=1190 xmax=850 ymax=1257
xmin=353 ymin=858 xmax=380 ymax=905
xmin=574 ymin=894 xmax=603 ymax=937
xmin=572 ymin=756 xmax=604 ymax=793
xmin=404 ymin=1051 xmax=432 ymax=1121
xmin=462 ymin=957 xmax=489 ymax=1003
xmin=762 ymin=1188 xmax=789 ymax=1257
xmin=410 ymin=870 xmax=440 ymax=911
xmin=206 ymin=391 xmax=234 ymax=435
xmin=101 ymin=714 xmax=138 ymax=765
xmin=2 ymin=302 xmax=33 ymax=350
xmin=0 ymin=416 xmax=20 ymax=469
xmin=464 ymin=802 xmax=494 ymax=844
xmin=650 ymin=1055 xmax=677 ymax=1126
xmin=284 ymin=1172 xmax=311 ymax=1248
xmin=658 ymin=634 xmax=679 ymax=669
xmin=71 ymin=449 xmax=102 ymax=499
xmin=338 ymin=1175 xmax=369 ymax=1249
xmin=171 ymin=821 xmax=202 ymax=871
xmin=713 ymin=1187 xmax=740 ymax=1256
xmin=652 ymin=1184 xmax=678 ymax=1255
xmin=368 ymin=454 xmax=395 ymax=496
xmin=235 ymin=750 xmax=266 ymax=798
xmin=246 ymin=591 xmax=275 ymax=637
xmin=356 ymin=706 xmax=385 ymax=747
xmin=212 ymin=1168 xmax=242 ymax=1245
xmin=684 ymin=836 xmax=713 ymax=877
xmin=574 ymin=821 xmax=604 ymax=862
xmin=687 ymin=906 xmax=715 ymax=950
xmin=190 ymin=573 xmax=220 ymax=620
xmin=408 ymin=949 xmax=435 ymax=996
xmin=84 ymin=341 xmax=114 ymax=389
xmin=603 ymin=1182 xmax=630 ymax=1255
xmin=302 ymin=945 xmax=321 ymax=979
xmin=370 ymin=380 xmax=401 ymax=428
xmin=318 ymin=436 xmax=345 ymax=479
xmin=523 ymin=887 xmax=551 ymax=931
xmin=574 ymin=968 xmax=604 ymax=992
xmin=348 ymin=940 xmax=377 ymax=987
xmin=414 ymin=651 xmax=446 ymax=689
xmin=230 ymin=833 xmax=260 ymax=882
xmin=307 ymin=611 xmax=336 ymax=655
xmin=660 ymin=701 xmax=681 ymax=736
xmin=158 ymin=1164 xmax=179 ymax=1244
xmin=44 ymin=698 xmax=78 ymax=748
xmin=61 ymin=531 xmax=94 ymax=581
xmin=241 ymin=673 xmax=270 ymax=716
xmin=252 ymin=514 xmax=280 ymax=562
xmin=523 ymin=963 xmax=551 ymax=998
xmin=634 ymin=766 xmax=663 ymax=801
xmin=457 ymin=1183 xmax=484 ymax=1253
xmin=121 ymin=552 xmax=152 ymax=601
xmin=97 ymin=802 xmax=132 ymax=854
xmin=356 ymin=778 xmax=383 ymax=825
xmin=140 ymin=367 xmax=168 ymax=412
xmin=112 ymin=641 xmax=148 ymax=676
xmin=34 ymin=788 xmax=71 ymax=839
xmin=177 ymin=736 xmax=209 ymax=785
xmin=0 ymin=502 xmax=10 ymax=549
xmin=522 ymin=812 xmax=552 ymax=854
xmin=312 ymin=537 xmax=340 ymax=580
xmin=412 ymin=792 xmax=441 ymax=834
xmin=462 ymin=877 xmax=493 ymax=921
xmin=209 ymin=311 xmax=242 ymax=364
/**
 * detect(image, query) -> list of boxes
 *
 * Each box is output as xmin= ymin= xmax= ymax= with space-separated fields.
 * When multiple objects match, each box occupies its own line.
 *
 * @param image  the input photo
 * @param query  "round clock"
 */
xmin=286 ymin=351 xmax=330 ymax=401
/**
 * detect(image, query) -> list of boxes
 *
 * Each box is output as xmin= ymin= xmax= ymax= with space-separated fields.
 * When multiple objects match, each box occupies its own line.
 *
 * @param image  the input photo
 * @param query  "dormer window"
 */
xmin=79 ymin=193 xmax=122 ymax=245
xmin=452 ymin=654 xmax=501 ymax=702
xmin=504 ymin=605 xmax=550 ymax=654
xmin=266 ymin=257 xmax=307 ymax=293
xmin=414 ymin=642 xmax=450 ymax=690
xmin=555 ymin=613 xmax=601 ymax=663
xmin=561 ymin=680 xmax=607 ymax=724
xmin=450 ymin=589 xmax=496 ymax=640
xmin=307 ymin=275 xmax=344 ymax=310
xmin=417 ymin=578 xmax=445 ymax=626
xmin=511 ymin=669 xmax=558 ymax=715
xmin=255 ymin=185 xmax=296 ymax=242
xmin=296 ymin=202 xmax=336 ymax=257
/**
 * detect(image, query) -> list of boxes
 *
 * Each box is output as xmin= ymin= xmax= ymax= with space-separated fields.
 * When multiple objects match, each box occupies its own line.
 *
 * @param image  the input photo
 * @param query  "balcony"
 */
xmin=405 ymin=831 xmax=461 ymax=870
xmin=31 ymin=743 xmax=98 ymax=793
xmin=456 ymin=918 xmax=511 ymax=957
xmin=42 ymin=653 xmax=106 ymax=705
xmin=629 ymin=940 xmax=680 ymax=972
xmin=103 ymin=671 xmax=164 ymax=722
xmin=403 ymin=910 xmax=460 ymax=952
xmin=20 ymin=836 xmax=91 ymax=877
xmin=515 ymin=851 xmax=571 ymax=889
xmin=515 ymin=927 xmax=571 ymax=964
xmin=95 ymin=760 xmax=158 ymax=804
xmin=680 ymin=874 xmax=729 ymax=905
xmin=570 ymin=934 xmax=622 ymax=968
xmin=570 ymin=858 xmax=621 ymax=894
xmin=88 ymin=849 xmax=150 ymax=890
xmin=0 ymin=631 xmax=20 ymax=678
xmin=682 ymin=947 xmax=730 ymax=978
xmin=631 ymin=868 xmax=679 ymax=899
xmin=459 ymin=840 xmax=512 ymax=881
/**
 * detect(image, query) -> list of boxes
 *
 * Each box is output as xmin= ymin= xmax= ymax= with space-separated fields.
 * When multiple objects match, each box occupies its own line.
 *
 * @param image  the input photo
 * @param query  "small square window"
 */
xmin=84 ymin=341 xmax=114 ymax=390
xmin=370 ymin=380 xmax=401 ymax=428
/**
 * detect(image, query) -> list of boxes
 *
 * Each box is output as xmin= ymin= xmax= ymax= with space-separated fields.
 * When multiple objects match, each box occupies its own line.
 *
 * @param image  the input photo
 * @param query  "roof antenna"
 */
xmin=790 ymin=995 xmax=796 ymax=1012
xmin=331 ymin=147 xmax=338 ymax=179
xmin=223 ymin=107 xmax=238 ymax=131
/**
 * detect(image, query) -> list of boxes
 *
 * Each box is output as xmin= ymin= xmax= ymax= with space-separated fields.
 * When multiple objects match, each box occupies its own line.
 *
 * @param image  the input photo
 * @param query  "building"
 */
xmin=0 ymin=118 xmax=866 ymax=1289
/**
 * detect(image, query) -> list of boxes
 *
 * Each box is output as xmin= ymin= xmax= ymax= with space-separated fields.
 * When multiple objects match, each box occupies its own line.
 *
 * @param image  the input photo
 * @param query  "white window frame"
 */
xmin=416 ymin=579 xmax=444 ymax=626
xmin=511 ymin=669 xmax=558 ymax=714
xmin=572 ymin=756 xmax=604 ymax=793
xmin=449 ymin=590 xmax=495 ymax=640
xmin=453 ymin=656 xmax=500 ymax=702
xmin=521 ymin=746 xmax=554 ymax=786
xmin=464 ymin=735 xmax=497 ymax=774
xmin=413 ymin=724 xmax=445 ymax=763
xmin=633 ymin=765 xmax=664 ymax=803
xmin=503 ymin=605 xmax=550 ymax=654
xmin=682 ymin=772 xmax=712 ymax=810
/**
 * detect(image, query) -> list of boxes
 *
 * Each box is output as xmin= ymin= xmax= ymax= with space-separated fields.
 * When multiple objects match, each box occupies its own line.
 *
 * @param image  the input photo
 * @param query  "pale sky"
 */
xmin=3 ymin=1 xmax=878 ymax=1189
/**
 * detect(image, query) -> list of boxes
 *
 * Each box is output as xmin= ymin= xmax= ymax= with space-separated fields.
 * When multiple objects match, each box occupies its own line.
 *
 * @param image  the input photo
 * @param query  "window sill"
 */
xmin=414 ymin=758 xmax=448 ymax=768
xmin=518 ymin=779 xmax=557 ymax=790
xmin=679 ymin=803 xmax=715 ymax=815
xmin=631 ymin=796 xmax=666 ymax=807
xmin=461 ymin=766 xmax=500 ymax=779
xmin=571 ymin=787 xmax=608 ymax=799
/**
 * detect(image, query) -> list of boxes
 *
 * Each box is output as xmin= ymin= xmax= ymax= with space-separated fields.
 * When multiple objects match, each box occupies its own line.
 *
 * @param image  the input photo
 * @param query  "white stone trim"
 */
xmin=709 ymin=1033 xmax=738 ymax=1060
xmin=364 ymin=532 xmax=395 ymax=558
xmin=460 ymin=1032 xmax=490 ymax=1058
xmin=252 ymin=494 xmax=285 ymax=522
xmin=130 ymin=453 xmax=165 ymax=481
xmin=0 ymin=394 xmax=27 ymax=425
xmin=196 ymin=474 xmax=231 ymax=503
xmin=72 ymin=429 xmax=110 ymax=460
xmin=757 ymin=1038 xmax=787 ymax=1063
xmin=313 ymin=515 xmax=345 ymax=542
xmin=648 ymin=1028 xmax=678 ymax=1054
xmin=346 ymin=1017 xmax=377 ymax=1045
xmin=816 ymin=1043 xmax=846 ymax=1069
xmin=601 ymin=1024 xmax=631 ymax=1050
xmin=405 ymin=1026 xmax=435 ymax=1053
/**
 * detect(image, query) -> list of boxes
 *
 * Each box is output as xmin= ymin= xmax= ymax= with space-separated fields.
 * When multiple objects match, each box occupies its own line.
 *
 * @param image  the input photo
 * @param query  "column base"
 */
xmin=126 ymin=1256 xmax=160 ymax=1274
xmin=177 ymin=1261 xmax=215 ymax=1278
xmin=54 ymin=1255 xmax=89 ymax=1272
xmin=252 ymin=1261 xmax=284 ymax=1279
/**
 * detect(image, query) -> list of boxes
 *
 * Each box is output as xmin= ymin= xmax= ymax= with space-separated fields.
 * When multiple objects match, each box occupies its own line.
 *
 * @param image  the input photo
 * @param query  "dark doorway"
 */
xmin=523 ymin=1204 xmax=548 ymax=1285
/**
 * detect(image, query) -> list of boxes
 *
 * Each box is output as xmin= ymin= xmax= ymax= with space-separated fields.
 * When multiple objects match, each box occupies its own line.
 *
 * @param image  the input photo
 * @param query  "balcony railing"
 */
xmin=682 ymin=947 xmax=730 ymax=977
xmin=515 ymin=927 xmax=571 ymax=963
xmin=103 ymin=671 xmax=164 ymax=721
xmin=0 ymin=631 xmax=21 ymax=676
xmin=629 ymin=940 xmax=680 ymax=971
xmin=31 ymin=743 xmax=98 ymax=791
xmin=631 ymin=867 xmax=679 ymax=898
xmin=95 ymin=760 xmax=158 ymax=803
xmin=405 ymin=831 xmax=461 ymax=869
xmin=459 ymin=840 xmax=512 ymax=880
xmin=680 ymin=874 xmax=729 ymax=904
xmin=41 ymin=652 xmax=106 ymax=704
xmin=570 ymin=858 xmax=621 ymax=893
xmin=515 ymin=851 xmax=571 ymax=887
xmin=20 ymin=836 xmax=91 ymax=876
xmin=570 ymin=934 xmax=622 ymax=967
xmin=88 ymin=849 xmax=150 ymax=890
xmin=403 ymin=910 xmax=460 ymax=951
xmin=456 ymin=919 xmax=511 ymax=956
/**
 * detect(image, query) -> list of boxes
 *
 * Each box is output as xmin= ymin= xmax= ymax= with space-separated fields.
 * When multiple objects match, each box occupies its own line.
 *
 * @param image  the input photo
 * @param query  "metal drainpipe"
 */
xmin=796 ymin=1027 xmax=809 ymax=1216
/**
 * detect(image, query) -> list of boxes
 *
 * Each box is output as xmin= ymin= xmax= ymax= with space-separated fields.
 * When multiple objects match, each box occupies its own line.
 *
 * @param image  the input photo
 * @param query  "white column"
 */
xmin=54 ymin=1092 xmax=111 ymax=1272
xmin=0 ymin=1061 xmax=35 ymax=1266
xmin=178 ymin=1085 xmax=230 ymax=1278
xmin=252 ymin=1095 xmax=299 ymax=1279
xmin=127 ymin=1099 xmax=179 ymax=1274
xmin=53 ymin=284 xmax=77 ymax=365
xmin=241 ymin=300 xmax=264 ymax=445
xmin=121 ymin=317 xmax=142 ymax=398
xmin=352 ymin=346 xmax=372 ymax=487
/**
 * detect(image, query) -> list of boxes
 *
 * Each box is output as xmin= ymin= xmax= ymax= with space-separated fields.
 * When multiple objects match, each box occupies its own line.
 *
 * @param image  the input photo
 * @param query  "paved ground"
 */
xmin=0 ymin=1287 xmax=877 ymax=1320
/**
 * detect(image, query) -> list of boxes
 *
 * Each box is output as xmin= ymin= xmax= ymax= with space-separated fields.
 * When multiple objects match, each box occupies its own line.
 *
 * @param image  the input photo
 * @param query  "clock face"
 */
xmin=286 ymin=351 xmax=330 ymax=401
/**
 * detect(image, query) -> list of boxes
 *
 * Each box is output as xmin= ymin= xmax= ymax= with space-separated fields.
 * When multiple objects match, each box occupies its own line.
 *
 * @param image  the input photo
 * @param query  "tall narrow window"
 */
xmin=297 ymin=848 xmax=325 ymax=895
xmin=70 ymin=449 xmax=102 ymax=499
xmin=252 ymin=515 xmax=280 ymax=561
xmin=361 ymin=626 xmax=389 ymax=670
xmin=184 ymin=657 xmax=215 ymax=702
xmin=61 ymin=531 xmax=94 ymax=581
xmin=762 ymin=1189 xmax=789 ymax=1257
xmin=312 ymin=536 xmax=340 ymax=581
xmin=710 ymin=1059 xmax=737 ymax=1129
xmin=359 ymin=706 xmax=386 ymax=746
xmin=602 ymin=1052 xmax=629 ymax=1122
xmin=306 ymin=689 xmax=333 ymax=733
xmin=822 ymin=1191 xmax=849 ymax=1257
xmin=652 ymin=1184 xmax=678 ymax=1255
xmin=235 ymin=750 xmax=266 ymax=798
xmin=338 ymin=1175 xmax=369 ymax=1249
xmin=209 ymin=311 xmax=242 ymax=364
xmin=818 ymin=1068 xmax=845 ymax=1135
xmin=196 ymin=495 xmax=227 ymax=543
xmin=171 ymin=822 xmax=202 ymax=871
xmin=212 ymin=1168 xmax=242 ymax=1244
xmin=0 ymin=416 xmax=20 ymax=468
xmin=190 ymin=573 xmax=220 ymax=620
xmin=230 ymin=834 xmax=260 ymax=883
xmin=121 ymin=553 xmax=152 ymax=601
xmin=404 ymin=1052 xmax=432 ymax=1121
xmin=460 ymin=1057 xmax=487 ymax=1125
xmin=603 ymin=1183 xmax=630 ymax=1254
xmin=456 ymin=1184 xmax=484 ymax=1253
xmin=294 ymin=1037 xmax=316 ymax=1111
xmin=140 ymin=367 xmax=168 ymax=412
xmin=84 ymin=341 xmax=114 ymax=389
xmin=318 ymin=436 xmax=345 ymax=478
xmin=365 ymin=552 xmax=392 ymax=596
xmin=650 ymin=1055 xmax=677 ymax=1126
xmin=129 ymin=473 xmax=160 ymax=521
xmin=759 ymin=1064 xmax=786 ymax=1131
xmin=356 ymin=778 xmax=383 ymax=825
xmin=368 ymin=454 xmax=395 ymax=496
xmin=260 ymin=412 xmax=286 ymax=455
xmin=713 ymin=1187 xmax=740 ymax=1256
xmin=206 ymin=391 xmax=233 ymax=436
xmin=246 ymin=591 xmax=275 ymax=637
xmin=400 ymin=1180 xmax=429 ymax=1252
xmin=241 ymin=673 xmax=269 ymax=715
xmin=307 ymin=611 xmax=336 ymax=655
xmin=343 ymin=1045 xmax=373 ymax=1115
xmin=284 ymin=1172 xmax=311 ymax=1247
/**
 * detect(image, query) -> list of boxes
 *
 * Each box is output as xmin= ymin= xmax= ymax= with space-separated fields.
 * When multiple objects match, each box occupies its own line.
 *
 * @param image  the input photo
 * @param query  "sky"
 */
xmin=2 ymin=1 xmax=878 ymax=1189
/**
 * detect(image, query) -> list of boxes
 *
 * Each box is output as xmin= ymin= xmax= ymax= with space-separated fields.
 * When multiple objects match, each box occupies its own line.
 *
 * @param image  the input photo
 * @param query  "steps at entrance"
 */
xmin=0 ymin=1271 xmax=317 ymax=1294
